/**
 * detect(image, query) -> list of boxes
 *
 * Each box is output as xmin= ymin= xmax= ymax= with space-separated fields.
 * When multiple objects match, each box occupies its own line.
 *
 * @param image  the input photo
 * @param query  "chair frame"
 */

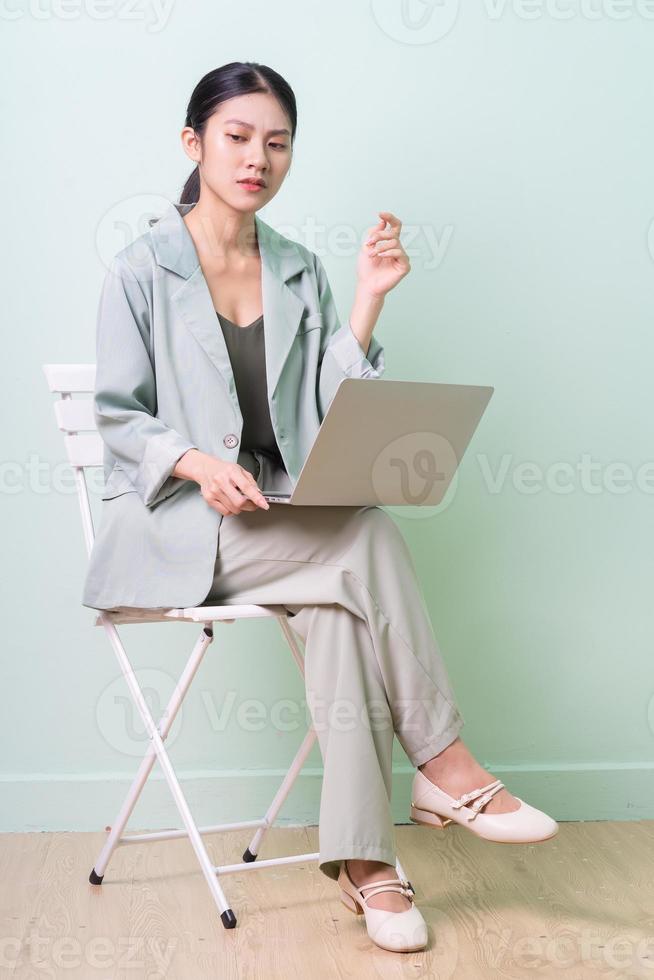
xmin=43 ymin=363 xmax=409 ymax=928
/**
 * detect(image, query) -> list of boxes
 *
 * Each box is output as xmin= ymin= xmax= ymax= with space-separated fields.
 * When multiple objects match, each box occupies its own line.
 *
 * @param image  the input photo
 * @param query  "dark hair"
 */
xmin=180 ymin=61 xmax=297 ymax=205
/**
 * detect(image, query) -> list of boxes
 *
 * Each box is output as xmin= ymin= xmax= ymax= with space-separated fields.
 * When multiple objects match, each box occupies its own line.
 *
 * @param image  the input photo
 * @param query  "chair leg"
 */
xmin=242 ymin=725 xmax=318 ymax=862
xmin=89 ymin=618 xmax=237 ymax=928
xmin=239 ymin=614 xmax=315 ymax=862
xmin=90 ymin=622 xmax=214 ymax=881
xmin=276 ymin=614 xmax=307 ymax=675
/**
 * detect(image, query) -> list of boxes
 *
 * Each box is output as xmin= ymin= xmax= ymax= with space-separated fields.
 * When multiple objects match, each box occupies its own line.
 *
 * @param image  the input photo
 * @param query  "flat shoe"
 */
xmin=337 ymin=860 xmax=428 ymax=953
xmin=410 ymin=769 xmax=559 ymax=843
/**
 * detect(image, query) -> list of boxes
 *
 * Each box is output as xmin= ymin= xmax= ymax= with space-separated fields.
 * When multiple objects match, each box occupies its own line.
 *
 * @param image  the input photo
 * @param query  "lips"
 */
xmin=238 ymin=179 xmax=265 ymax=187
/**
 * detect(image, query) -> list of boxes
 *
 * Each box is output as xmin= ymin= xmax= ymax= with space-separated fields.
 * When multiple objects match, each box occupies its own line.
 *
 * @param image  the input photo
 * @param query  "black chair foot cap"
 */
xmin=242 ymin=847 xmax=257 ymax=862
xmin=89 ymin=868 xmax=104 ymax=885
xmin=221 ymin=909 xmax=237 ymax=929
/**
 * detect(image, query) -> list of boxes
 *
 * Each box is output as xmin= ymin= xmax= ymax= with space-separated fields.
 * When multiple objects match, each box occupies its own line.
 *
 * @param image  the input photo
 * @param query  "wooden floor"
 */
xmin=1 ymin=820 xmax=652 ymax=978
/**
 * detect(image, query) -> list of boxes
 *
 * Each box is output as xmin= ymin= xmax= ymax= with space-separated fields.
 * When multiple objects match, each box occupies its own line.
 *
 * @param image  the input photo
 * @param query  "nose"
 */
xmin=246 ymin=141 xmax=269 ymax=170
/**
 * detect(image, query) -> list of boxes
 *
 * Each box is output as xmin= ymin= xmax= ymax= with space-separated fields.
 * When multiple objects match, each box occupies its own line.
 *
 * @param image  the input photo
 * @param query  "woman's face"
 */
xmin=182 ymin=91 xmax=293 ymax=213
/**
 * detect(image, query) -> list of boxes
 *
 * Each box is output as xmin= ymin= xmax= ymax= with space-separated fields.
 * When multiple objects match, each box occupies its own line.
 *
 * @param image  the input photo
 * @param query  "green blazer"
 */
xmin=82 ymin=201 xmax=386 ymax=610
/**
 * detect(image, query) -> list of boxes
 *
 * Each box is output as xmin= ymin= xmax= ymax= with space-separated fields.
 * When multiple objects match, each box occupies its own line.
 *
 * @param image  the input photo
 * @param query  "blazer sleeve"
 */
xmin=93 ymin=255 xmax=198 ymax=508
xmin=313 ymin=253 xmax=386 ymax=421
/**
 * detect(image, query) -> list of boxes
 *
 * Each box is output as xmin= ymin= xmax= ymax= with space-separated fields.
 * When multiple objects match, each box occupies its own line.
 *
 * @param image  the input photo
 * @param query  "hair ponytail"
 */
xmin=180 ymin=165 xmax=200 ymax=206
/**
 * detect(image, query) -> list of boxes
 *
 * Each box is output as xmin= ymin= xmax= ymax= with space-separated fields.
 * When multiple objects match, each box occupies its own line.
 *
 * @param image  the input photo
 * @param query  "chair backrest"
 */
xmin=43 ymin=364 xmax=100 ymax=557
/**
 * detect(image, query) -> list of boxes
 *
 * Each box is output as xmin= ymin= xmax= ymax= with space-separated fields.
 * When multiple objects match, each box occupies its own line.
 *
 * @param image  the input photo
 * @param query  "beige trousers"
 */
xmin=200 ymin=452 xmax=465 ymax=882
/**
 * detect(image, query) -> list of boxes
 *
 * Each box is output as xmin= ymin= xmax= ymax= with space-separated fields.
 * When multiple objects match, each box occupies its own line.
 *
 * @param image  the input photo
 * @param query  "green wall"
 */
xmin=3 ymin=0 xmax=652 ymax=830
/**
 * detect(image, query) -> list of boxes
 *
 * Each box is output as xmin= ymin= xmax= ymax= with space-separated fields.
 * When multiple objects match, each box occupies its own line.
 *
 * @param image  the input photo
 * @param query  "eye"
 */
xmin=227 ymin=134 xmax=287 ymax=150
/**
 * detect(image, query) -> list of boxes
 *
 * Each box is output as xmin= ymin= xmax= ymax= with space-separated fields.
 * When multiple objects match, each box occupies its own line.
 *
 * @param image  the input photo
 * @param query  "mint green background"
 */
xmin=3 ymin=2 xmax=653 ymax=830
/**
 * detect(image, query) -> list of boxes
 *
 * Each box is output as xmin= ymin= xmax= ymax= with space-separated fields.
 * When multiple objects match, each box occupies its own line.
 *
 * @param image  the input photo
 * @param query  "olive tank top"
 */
xmin=216 ymin=311 xmax=284 ymax=467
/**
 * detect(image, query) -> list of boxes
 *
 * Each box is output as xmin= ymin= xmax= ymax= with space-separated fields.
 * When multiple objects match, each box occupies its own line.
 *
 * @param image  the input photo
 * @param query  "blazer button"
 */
xmin=223 ymin=433 xmax=239 ymax=449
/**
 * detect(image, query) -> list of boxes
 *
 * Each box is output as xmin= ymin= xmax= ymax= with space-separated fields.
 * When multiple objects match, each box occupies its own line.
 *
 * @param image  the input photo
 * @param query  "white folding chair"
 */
xmin=42 ymin=362 xmax=411 ymax=928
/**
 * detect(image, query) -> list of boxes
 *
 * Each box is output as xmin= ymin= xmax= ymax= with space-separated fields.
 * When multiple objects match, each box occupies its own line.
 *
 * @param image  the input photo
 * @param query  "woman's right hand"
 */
xmin=175 ymin=450 xmax=270 ymax=516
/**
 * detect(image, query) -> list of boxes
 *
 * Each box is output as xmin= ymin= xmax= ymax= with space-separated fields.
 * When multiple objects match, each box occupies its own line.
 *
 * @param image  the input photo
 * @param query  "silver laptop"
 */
xmin=262 ymin=378 xmax=493 ymax=506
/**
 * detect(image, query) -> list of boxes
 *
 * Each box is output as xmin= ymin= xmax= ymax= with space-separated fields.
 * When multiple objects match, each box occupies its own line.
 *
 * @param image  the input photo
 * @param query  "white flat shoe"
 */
xmin=410 ymin=769 xmax=559 ymax=843
xmin=337 ymin=860 xmax=428 ymax=953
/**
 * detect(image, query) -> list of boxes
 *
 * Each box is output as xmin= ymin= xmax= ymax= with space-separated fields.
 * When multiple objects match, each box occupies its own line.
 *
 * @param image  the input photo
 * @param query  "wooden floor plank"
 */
xmin=0 ymin=832 xmax=52 ymax=980
xmin=1 ymin=820 xmax=652 ymax=978
xmin=4 ymin=830 xmax=137 ymax=979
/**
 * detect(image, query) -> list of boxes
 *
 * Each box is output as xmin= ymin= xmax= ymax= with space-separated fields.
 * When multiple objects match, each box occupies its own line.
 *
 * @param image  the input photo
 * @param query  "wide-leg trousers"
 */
xmin=199 ymin=451 xmax=465 ymax=882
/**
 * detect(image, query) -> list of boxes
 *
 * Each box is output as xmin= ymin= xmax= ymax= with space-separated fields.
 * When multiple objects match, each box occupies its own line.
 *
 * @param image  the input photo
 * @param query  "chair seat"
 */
xmin=95 ymin=603 xmax=289 ymax=627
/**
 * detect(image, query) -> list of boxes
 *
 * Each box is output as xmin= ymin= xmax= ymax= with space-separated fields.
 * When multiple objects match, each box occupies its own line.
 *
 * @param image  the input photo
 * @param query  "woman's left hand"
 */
xmin=356 ymin=211 xmax=411 ymax=298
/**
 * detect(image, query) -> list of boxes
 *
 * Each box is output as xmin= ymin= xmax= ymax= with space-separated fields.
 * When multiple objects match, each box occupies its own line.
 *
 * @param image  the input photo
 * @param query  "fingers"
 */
xmin=368 ymin=237 xmax=400 ymax=252
xmin=209 ymin=491 xmax=236 ymax=516
xmin=364 ymin=209 xmax=409 ymax=266
xmin=201 ymin=463 xmax=270 ymax=516
xmin=378 ymin=210 xmax=402 ymax=232
xmin=220 ymin=484 xmax=260 ymax=513
xmin=232 ymin=466 xmax=270 ymax=510
xmin=366 ymin=238 xmax=409 ymax=267
xmin=366 ymin=212 xmax=402 ymax=240
xmin=212 ymin=467 xmax=269 ymax=514
xmin=207 ymin=490 xmax=258 ymax=517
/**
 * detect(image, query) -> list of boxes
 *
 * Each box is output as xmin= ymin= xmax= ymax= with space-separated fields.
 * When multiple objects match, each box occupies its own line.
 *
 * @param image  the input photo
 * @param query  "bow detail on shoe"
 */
xmin=450 ymin=778 xmax=505 ymax=820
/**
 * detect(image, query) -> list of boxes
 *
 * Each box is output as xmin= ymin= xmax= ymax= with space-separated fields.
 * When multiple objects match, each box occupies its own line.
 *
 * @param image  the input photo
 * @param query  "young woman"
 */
xmin=84 ymin=62 xmax=558 ymax=954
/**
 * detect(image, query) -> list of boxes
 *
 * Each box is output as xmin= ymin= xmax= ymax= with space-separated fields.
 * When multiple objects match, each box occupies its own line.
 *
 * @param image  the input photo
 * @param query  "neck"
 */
xmin=183 ymin=194 xmax=259 ymax=262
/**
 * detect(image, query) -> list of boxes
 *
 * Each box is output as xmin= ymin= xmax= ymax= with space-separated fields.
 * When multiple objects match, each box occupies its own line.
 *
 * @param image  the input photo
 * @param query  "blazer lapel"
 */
xmin=149 ymin=202 xmax=309 ymax=418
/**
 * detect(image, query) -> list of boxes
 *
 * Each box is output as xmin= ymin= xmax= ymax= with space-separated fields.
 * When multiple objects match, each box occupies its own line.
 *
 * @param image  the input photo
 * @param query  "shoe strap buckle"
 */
xmin=402 ymin=879 xmax=415 ymax=899
xmin=451 ymin=779 xmax=505 ymax=820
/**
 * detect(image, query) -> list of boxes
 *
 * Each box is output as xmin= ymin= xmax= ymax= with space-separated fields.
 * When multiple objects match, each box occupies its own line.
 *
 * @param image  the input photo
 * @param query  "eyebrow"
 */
xmin=223 ymin=118 xmax=291 ymax=137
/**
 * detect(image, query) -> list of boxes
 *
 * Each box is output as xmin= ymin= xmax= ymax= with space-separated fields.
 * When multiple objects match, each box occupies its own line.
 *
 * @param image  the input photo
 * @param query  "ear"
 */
xmin=180 ymin=126 xmax=201 ymax=165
